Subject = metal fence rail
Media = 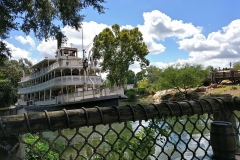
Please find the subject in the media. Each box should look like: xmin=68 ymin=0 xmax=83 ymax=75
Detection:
xmin=1 ymin=95 xmax=240 ymax=159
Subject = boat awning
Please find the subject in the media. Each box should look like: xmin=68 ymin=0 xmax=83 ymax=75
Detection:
xmin=30 ymin=58 xmax=56 ymax=69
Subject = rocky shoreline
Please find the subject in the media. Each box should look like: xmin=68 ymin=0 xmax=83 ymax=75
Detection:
xmin=138 ymin=84 xmax=240 ymax=103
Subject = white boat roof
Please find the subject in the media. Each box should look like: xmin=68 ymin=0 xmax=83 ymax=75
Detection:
xmin=31 ymin=47 xmax=79 ymax=69
xmin=56 ymin=47 xmax=78 ymax=54
xmin=30 ymin=58 xmax=56 ymax=69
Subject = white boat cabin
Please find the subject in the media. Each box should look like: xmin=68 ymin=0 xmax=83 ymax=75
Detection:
xmin=17 ymin=47 xmax=117 ymax=106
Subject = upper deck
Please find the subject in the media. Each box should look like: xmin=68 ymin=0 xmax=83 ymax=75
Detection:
xmin=20 ymin=47 xmax=99 ymax=83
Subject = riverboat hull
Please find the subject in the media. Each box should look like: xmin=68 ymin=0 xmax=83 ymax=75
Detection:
xmin=23 ymin=94 xmax=127 ymax=111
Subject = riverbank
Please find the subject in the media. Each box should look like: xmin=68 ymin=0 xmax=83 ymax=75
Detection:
xmin=133 ymin=84 xmax=240 ymax=103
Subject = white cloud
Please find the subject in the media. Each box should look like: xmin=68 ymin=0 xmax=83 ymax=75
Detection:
xmin=5 ymin=41 xmax=37 ymax=64
xmin=121 ymin=25 xmax=134 ymax=30
xmin=136 ymin=10 xmax=201 ymax=54
xmin=20 ymin=12 xmax=240 ymax=73
xmin=37 ymin=11 xmax=201 ymax=58
xmin=141 ymin=10 xmax=202 ymax=40
xmin=5 ymin=41 xmax=30 ymax=59
xmin=37 ymin=39 xmax=57 ymax=59
xmin=177 ymin=19 xmax=240 ymax=69
xmin=37 ymin=21 xmax=109 ymax=59
xmin=15 ymin=35 xmax=35 ymax=47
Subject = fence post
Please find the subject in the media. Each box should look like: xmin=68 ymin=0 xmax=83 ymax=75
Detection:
xmin=0 ymin=108 xmax=25 ymax=159
xmin=211 ymin=94 xmax=240 ymax=153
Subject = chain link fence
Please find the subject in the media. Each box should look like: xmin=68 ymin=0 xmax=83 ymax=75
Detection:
xmin=0 ymin=95 xmax=240 ymax=159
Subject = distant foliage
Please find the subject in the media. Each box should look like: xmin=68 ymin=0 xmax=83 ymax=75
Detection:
xmin=0 ymin=79 xmax=16 ymax=108
xmin=138 ymin=77 xmax=148 ymax=88
xmin=125 ymin=89 xmax=136 ymax=101
xmin=160 ymin=63 xmax=208 ymax=89
xmin=137 ymin=88 xmax=146 ymax=95
xmin=233 ymin=62 xmax=240 ymax=71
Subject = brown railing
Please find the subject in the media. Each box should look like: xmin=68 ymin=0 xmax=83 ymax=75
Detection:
xmin=0 ymin=95 xmax=240 ymax=159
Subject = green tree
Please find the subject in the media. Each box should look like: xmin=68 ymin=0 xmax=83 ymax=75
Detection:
xmin=205 ymin=65 xmax=214 ymax=73
xmin=0 ymin=59 xmax=27 ymax=88
xmin=0 ymin=0 xmax=106 ymax=59
xmin=93 ymin=24 xmax=149 ymax=87
xmin=0 ymin=58 xmax=33 ymax=107
xmin=233 ymin=62 xmax=240 ymax=71
xmin=159 ymin=63 xmax=208 ymax=100
xmin=138 ymin=77 xmax=148 ymax=88
xmin=0 ymin=79 xmax=16 ymax=108
xmin=126 ymin=70 xmax=136 ymax=85
xmin=135 ymin=70 xmax=146 ymax=86
xmin=145 ymin=65 xmax=162 ymax=84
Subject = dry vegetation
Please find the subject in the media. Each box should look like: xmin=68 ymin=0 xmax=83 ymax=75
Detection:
xmin=206 ymin=85 xmax=240 ymax=97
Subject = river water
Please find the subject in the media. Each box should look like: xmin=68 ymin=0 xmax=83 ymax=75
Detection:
xmin=36 ymin=101 xmax=214 ymax=160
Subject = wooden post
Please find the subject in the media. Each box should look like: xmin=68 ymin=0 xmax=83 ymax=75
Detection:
xmin=208 ymin=94 xmax=240 ymax=153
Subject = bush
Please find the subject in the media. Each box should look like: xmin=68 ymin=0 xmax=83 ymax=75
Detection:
xmin=125 ymin=89 xmax=136 ymax=101
xmin=231 ymin=86 xmax=237 ymax=90
xmin=25 ymin=133 xmax=63 ymax=160
xmin=137 ymin=88 xmax=145 ymax=95
xmin=145 ymin=88 xmax=156 ymax=95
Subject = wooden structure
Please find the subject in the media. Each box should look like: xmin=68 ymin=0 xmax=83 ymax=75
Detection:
xmin=211 ymin=70 xmax=240 ymax=84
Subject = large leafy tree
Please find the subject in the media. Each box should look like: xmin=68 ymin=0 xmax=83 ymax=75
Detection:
xmin=93 ymin=24 xmax=149 ymax=86
xmin=0 ymin=60 xmax=21 ymax=88
xmin=0 ymin=58 xmax=33 ymax=107
xmin=145 ymin=65 xmax=162 ymax=84
xmin=159 ymin=63 xmax=208 ymax=99
xmin=0 ymin=0 xmax=106 ymax=59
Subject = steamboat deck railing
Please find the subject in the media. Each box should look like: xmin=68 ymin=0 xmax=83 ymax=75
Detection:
xmin=21 ymin=58 xmax=101 ymax=82
xmin=1 ymin=95 xmax=240 ymax=159
xmin=18 ymin=87 xmax=124 ymax=107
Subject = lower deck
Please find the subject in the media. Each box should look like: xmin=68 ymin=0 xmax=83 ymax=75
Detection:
xmin=18 ymin=87 xmax=125 ymax=107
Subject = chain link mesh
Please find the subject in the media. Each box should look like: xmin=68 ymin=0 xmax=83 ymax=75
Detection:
xmin=1 ymin=98 xmax=240 ymax=160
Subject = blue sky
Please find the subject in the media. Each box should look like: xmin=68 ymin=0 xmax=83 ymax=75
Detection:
xmin=5 ymin=0 xmax=240 ymax=73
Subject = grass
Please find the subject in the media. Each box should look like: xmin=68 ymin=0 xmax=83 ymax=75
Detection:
xmin=208 ymin=85 xmax=240 ymax=96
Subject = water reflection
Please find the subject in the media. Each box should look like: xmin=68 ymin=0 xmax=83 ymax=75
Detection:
xmin=130 ymin=116 xmax=213 ymax=160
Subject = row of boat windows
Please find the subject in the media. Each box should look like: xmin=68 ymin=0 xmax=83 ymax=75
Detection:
xmin=19 ymin=86 xmax=82 ymax=101
xmin=28 ymin=59 xmax=99 ymax=79
xmin=20 ymin=68 xmax=100 ymax=88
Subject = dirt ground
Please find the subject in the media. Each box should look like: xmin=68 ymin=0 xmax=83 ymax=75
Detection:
xmin=205 ymin=85 xmax=240 ymax=97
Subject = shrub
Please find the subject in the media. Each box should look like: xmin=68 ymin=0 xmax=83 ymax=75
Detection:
xmin=25 ymin=133 xmax=63 ymax=160
xmin=125 ymin=89 xmax=136 ymax=101
xmin=145 ymin=88 xmax=156 ymax=95
xmin=137 ymin=88 xmax=145 ymax=95
xmin=231 ymin=86 xmax=237 ymax=90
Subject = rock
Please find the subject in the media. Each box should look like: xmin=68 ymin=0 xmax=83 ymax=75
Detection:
xmin=209 ymin=84 xmax=218 ymax=88
xmin=220 ymin=79 xmax=232 ymax=85
xmin=172 ymin=92 xmax=185 ymax=101
xmin=152 ymin=90 xmax=167 ymax=100
xmin=161 ymin=93 xmax=173 ymax=101
xmin=196 ymin=87 xmax=206 ymax=92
